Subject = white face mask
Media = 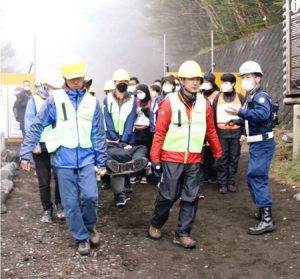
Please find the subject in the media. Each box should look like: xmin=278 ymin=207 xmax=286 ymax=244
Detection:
xmin=23 ymin=86 xmax=30 ymax=91
xmin=221 ymin=83 xmax=233 ymax=93
xmin=163 ymin=85 xmax=173 ymax=93
xmin=137 ymin=92 xmax=146 ymax=100
xmin=127 ymin=85 xmax=136 ymax=93
xmin=175 ymin=85 xmax=181 ymax=92
xmin=200 ymin=82 xmax=212 ymax=91
xmin=241 ymin=79 xmax=255 ymax=91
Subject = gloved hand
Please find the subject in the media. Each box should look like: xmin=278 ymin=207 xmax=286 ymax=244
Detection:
xmin=124 ymin=144 xmax=133 ymax=150
xmin=151 ymin=162 xmax=162 ymax=177
xmin=225 ymin=119 xmax=239 ymax=126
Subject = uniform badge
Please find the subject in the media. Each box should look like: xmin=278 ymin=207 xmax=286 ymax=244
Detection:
xmin=258 ymin=97 xmax=265 ymax=104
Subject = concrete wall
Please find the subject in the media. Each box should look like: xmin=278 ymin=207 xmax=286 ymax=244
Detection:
xmin=198 ymin=24 xmax=292 ymax=126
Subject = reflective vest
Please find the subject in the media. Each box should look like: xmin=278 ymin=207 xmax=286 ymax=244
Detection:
xmin=162 ymin=93 xmax=206 ymax=155
xmin=216 ymin=93 xmax=241 ymax=130
xmin=44 ymin=90 xmax=96 ymax=153
xmin=33 ymin=94 xmax=52 ymax=143
xmin=106 ymin=93 xmax=134 ymax=135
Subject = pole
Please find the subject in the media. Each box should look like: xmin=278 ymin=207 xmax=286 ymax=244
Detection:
xmin=163 ymin=34 xmax=166 ymax=76
xmin=211 ymin=30 xmax=214 ymax=72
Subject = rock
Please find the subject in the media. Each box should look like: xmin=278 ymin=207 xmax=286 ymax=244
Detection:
xmin=1 ymin=192 xmax=9 ymax=214
xmin=1 ymin=150 xmax=19 ymax=163
xmin=0 ymin=180 xmax=14 ymax=194
xmin=282 ymin=133 xmax=293 ymax=143
xmin=293 ymin=193 xmax=300 ymax=201
xmin=1 ymin=162 xmax=19 ymax=180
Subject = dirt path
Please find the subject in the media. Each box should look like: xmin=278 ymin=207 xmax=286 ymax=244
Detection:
xmin=1 ymin=145 xmax=300 ymax=279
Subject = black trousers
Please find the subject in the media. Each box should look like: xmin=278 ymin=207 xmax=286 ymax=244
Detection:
xmin=33 ymin=152 xmax=61 ymax=210
xmin=217 ymin=137 xmax=241 ymax=186
xmin=151 ymin=162 xmax=200 ymax=236
xmin=107 ymin=142 xmax=148 ymax=163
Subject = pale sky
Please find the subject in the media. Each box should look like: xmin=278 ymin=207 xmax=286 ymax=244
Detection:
xmin=0 ymin=0 xmax=164 ymax=93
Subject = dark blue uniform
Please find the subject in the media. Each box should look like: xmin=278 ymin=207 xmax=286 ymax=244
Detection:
xmin=237 ymin=86 xmax=275 ymax=209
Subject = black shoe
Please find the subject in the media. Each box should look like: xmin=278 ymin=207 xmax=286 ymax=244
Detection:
xmin=41 ymin=208 xmax=53 ymax=223
xmin=107 ymin=160 xmax=120 ymax=173
xmin=132 ymin=158 xmax=148 ymax=172
xmin=248 ymin=207 xmax=276 ymax=235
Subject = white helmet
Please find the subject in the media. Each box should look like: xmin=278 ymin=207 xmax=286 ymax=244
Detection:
xmin=45 ymin=70 xmax=64 ymax=89
xmin=239 ymin=61 xmax=263 ymax=76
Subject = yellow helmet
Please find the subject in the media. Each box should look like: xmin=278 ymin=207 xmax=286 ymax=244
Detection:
xmin=112 ymin=69 xmax=130 ymax=82
xmin=61 ymin=54 xmax=87 ymax=79
xmin=103 ymin=80 xmax=115 ymax=91
xmin=178 ymin=60 xmax=203 ymax=79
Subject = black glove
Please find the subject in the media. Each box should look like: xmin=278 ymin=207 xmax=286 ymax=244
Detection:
xmin=225 ymin=119 xmax=239 ymax=126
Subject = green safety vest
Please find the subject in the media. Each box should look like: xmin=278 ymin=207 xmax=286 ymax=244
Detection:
xmin=162 ymin=93 xmax=206 ymax=154
xmin=33 ymin=94 xmax=53 ymax=143
xmin=44 ymin=90 xmax=96 ymax=153
xmin=106 ymin=92 xmax=134 ymax=135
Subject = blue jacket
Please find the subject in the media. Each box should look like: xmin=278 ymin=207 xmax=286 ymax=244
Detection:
xmin=237 ymin=86 xmax=273 ymax=136
xmin=103 ymin=93 xmax=136 ymax=145
xmin=24 ymin=87 xmax=49 ymax=152
xmin=20 ymin=87 xmax=107 ymax=169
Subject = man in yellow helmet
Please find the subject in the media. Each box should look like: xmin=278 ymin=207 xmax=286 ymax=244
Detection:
xmin=149 ymin=60 xmax=222 ymax=248
xmin=20 ymin=54 xmax=107 ymax=256
xmin=102 ymin=69 xmax=148 ymax=207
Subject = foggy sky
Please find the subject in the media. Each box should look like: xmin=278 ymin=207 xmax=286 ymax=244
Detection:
xmin=1 ymin=0 xmax=167 ymax=97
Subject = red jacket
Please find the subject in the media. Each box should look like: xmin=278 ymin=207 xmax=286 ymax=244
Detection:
xmin=150 ymin=94 xmax=222 ymax=164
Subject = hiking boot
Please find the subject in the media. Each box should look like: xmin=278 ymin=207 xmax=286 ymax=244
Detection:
xmin=41 ymin=208 xmax=53 ymax=223
xmin=140 ymin=176 xmax=148 ymax=184
xmin=77 ymin=240 xmax=90 ymax=256
xmin=219 ymin=185 xmax=227 ymax=194
xmin=173 ymin=235 xmax=196 ymax=249
xmin=227 ymin=184 xmax=237 ymax=193
xmin=133 ymin=158 xmax=148 ymax=172
xmin=115 ymin=195 xmax=130 ymax=207
xmin=148 ymin=225 xmax=161 ymax=240
xmin=89 ymin=226 xmax=100 ymax=246
xmin=56 ymin=203 xmax=65 ymax=220
xmin=248 ymin=207 xmax=276 ymax=235
xmin=107 ymin=160 xmax=120 ymax=173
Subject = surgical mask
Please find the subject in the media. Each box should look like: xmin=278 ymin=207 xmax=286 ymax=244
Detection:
xmin=241 ymin=79 xmax=255 ymax=91
xmin=23 ymin=86 xmax=30 ymax=91
xmin=175 ymin=85 xmax=181 ymax=92
xmin=137 ymin=92 xmax=146 ymax=100
xmin=128 ymin=85 xmax=136 ymax=93
xmin=200 ymin=82 xmax=212 ymax=91
xmin=221 ymin=83 xmax=233 ymax=93
xmin=163 ymin=85 xmax=173 ymax=93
